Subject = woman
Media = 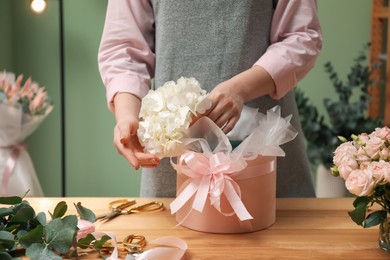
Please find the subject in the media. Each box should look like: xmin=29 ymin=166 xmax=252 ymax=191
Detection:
xmin=98 ymin=0 xmax=322 ymax=197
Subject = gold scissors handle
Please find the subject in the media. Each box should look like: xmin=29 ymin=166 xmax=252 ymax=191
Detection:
xmin=122 ymin=201 xmax=164 ymax=214
xmin=108 ymin=199 xmax=136 ymax=210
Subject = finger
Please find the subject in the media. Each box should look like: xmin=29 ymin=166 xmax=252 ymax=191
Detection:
xmin=135 ymin=152 xmax=160 ymax=164
xmin=115 ymin=123 xmax=131 ymax=144
xmin=113 ymin=131 xmax=141 ymax=170
xmin=221 ymin=116 xmax=239 ymax=134
xmin=116 ymin=146 xmax=141 ymax=170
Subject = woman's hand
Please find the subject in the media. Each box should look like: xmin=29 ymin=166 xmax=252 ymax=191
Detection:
xmin=113 ymin=93 xmax=160 ymax=170
xmin=205 ymin=80 xmax=244 ymax=134
xmin=204 ymin=66 xmax=277 ymax=134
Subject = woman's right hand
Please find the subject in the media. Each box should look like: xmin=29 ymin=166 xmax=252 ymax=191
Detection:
xmin=113 ymin=93 xmax=160 ymax=170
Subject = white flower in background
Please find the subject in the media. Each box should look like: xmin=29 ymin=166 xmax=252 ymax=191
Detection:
xmin=138 ymin=77 xmax=211 ymax=157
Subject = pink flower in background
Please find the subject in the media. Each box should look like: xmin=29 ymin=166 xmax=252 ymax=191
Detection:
xmin=331 ymin=126 xmax=390 ymax=229
xmin=363 ymin=136 xmax=385 ymax=159
xmin=366 ymin=160 xmax=390 ymax=183
xmin=0 ymin=70 xmax=51 ymax=115
xmin=337 ymin=157 xmax=358 ymax=180
xmin=333 ymin=141 xmax=357 ymax=166
xmin=370 ymin=126 xmax=390 ymax=142
xmin=345 ymin=169 xmax=375 ymax=197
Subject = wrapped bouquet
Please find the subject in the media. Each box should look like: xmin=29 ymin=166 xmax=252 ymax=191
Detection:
xmin=0 ymin=70 xmax=53 ymax=196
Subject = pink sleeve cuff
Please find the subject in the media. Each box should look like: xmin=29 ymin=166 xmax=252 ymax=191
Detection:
xmin=106 ymin=76 xmax=150 ymax=112
xmin=254 ymin=50 xmax=297 ymax=100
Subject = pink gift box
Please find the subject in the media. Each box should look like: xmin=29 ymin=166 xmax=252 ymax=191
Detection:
xmin=174 ymin=155 xmax=276 ymax=233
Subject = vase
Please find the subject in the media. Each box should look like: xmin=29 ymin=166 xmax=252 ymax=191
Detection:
xmin=379 ymin=214 xmax=390 ymax=251
xmin=315 ymin=164 xmax=348 ymax=198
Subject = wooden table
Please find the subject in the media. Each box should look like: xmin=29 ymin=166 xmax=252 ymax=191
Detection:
xmin=23 ymin=197 xmax=389 ymax=259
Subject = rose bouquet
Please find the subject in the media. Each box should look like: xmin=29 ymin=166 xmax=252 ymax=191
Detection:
xmin=331 ymin=126 xmax=390 ymax=251
xmin=0 ymin=70 xmax=53 ymax=196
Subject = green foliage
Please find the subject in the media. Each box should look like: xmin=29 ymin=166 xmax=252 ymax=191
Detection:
xmin=348 ymin=183 xmax=390 ymax=228
xmin=295 ymin=46 xmax=383 ymax=167
xmin=0 ymin=193 xmax=106 ymax=259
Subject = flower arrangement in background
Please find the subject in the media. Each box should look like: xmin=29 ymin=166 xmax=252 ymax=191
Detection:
xmin=137 ymin=77 xmax=211 ymax=157
xmin=331 ymin=127 xmax=390 ymax=251
xmin=0 ymin=70 xmax=53 ymax=197
xmin=0 ymin=70 xmax=52 ymax=116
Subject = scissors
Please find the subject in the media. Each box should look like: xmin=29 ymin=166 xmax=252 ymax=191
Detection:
xmin=97 ymin=199 xmax=164 ymax=222
xmin=98 ymin=234 xmax=146 ymax=256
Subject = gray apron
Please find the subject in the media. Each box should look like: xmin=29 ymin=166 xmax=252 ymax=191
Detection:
xmin=141 ymin=0 xmax=315 ymax=198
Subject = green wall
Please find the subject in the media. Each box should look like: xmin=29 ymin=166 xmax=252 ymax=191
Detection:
xmin=0 ymin=0 xmax=14 ymax=71
xmin=299 ymin=0 xmax=372 ymax=116
xmin=0 ymin=0 xmax=372 ymax=197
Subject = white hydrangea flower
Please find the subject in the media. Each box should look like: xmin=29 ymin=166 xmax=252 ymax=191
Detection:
xmin=138 ymin=77 xmax=211 ymax=157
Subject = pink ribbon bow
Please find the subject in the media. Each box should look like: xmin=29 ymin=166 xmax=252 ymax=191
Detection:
xmin=170 ymin=151 xmax=253 ymax=222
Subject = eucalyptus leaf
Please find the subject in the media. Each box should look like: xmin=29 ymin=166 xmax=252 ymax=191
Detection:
xmin=0 ymin=197 xmax=22 ymax=205
xmin=363 ymin=210 xmax=388 ymax=228
xmin=50 ymin=201 xmax=67 ymax=219
xmin=74 ymin=202 xmax=96 ymax=222
xmin=0 ymin=231 xmax=15 ymax=250
xmin=19 ymin=225 xmax=44 ymax=248
xmin=35 ymin=212 xmax=47 ymax=226
xmin=9 ymin=205 xmax=36 ymax=225
xmin=0 ymin=252 xmax=12 ymax=260
xmin=348 ymin=204 xmax=367 ymax=226
xmin=0 ymin=208 xmax=13 ymax=218
xmin=77 ymin=233 xmax=96 ymax=249
xmin=25 ymin=243 xmax=62 ymax=260
xmin=91 ymin=235 xmax=111 ymax=251
xmin=44 ymin=215 xmax=77 ymax=254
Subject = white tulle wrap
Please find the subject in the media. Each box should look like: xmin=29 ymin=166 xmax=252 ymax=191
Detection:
xmin=0 ymin=102 xmax=52 ymax=197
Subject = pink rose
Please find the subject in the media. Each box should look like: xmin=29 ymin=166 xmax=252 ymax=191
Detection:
xmin=355 ymin=133 xmax=369 ymax=149
xmin=345 ymin=169 xmax=375 ymax=197
xmin=366 ymin=161 xmax=390 ymax=183
xmin=337 ymin=157 xmax=358 ymax=180
xmin=77 ymin=219 xmax=95 ymax=240
xmin=355 ymin=147 xmax=370 ymax=163
xmin=379 ymin=147 xmax=390 ymax=161
xmin=333 ymin=142 xmax=357 ymax=166
xmin=363 ymin=136 xmax=385 ymax=159
xmin=370 ymin=126 xmax=390 ymax=142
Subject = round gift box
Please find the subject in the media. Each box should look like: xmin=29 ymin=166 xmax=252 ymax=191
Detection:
xmin=175 ymin=155 xmax=276 ymax=233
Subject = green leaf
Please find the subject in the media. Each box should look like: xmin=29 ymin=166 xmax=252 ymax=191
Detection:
xmin=19 ymin=225 xmax=44 ymax=248
xmin=74 ymin=202 xmax=96 ymax=223
xmin=0 ymin=252 xmax=12 ymax=260
xmin=348 ymin=204 xmax=367 ymax=226
xmin=25 ymin=243 xmax=61 ymax=260
xmin=50 ymin=201 xmax=67 ymax=219
xmin=0 ymin=208 xmax=13 ymax=219
xmin=363 ymin=210 xmax=388 ymax=228
xmin=44 ymin=215 xmax=77 ymax=254
xmin=0 ymin=197 xmax=22 ymax=205
xmin=0 ymin=231 xmax=15 ymax=251
xmin=9 ymin=205 xmax=36 ymax=225
xmin=35 ymin=212 xmax=47 ymax=226
xmin=352 ymin=196 xmax=370 ymax=208
xmin=77 ymin=233 xmax=96 ymax=249
xmin=91 ymin=235 xmax=111 ymax=251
